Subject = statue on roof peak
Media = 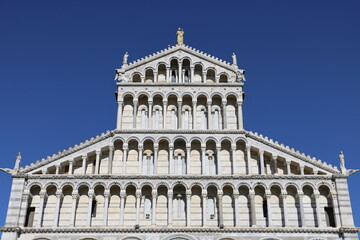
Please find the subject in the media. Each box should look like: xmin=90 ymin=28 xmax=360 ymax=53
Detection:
xmin=339 ymin=151 xmax=359 ymax=176
xmin=232 ymin=53 xmax=237 ymax=66
xmin=14 ymin=152 xmax=21 ymax=170
xmin=0 ymin=152 xmax=22 ymax=175
xmin=177 ymin=28 xmax=184 ymax=45
xmin=122 ymin=52 xmax=129 ymax=66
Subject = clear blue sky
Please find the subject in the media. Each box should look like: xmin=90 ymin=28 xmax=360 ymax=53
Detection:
xmin=0 ymin=0 xmax=359 ymax=234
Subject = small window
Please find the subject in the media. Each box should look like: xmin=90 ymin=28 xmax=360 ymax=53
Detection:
xmin=210 ymin=214 xmax=215 ymax=219
xmin=263 ymin=200 xmax=268 ymax=218
xmin=325 ymin=207 xmax=335 ymax=227
xmin=146 ymin=214 xmax=150 ymax=219
xmin=91 ymin=200 xmax=97 ymax=217
xmin=25 ymin=207 xmax=35 ymax=227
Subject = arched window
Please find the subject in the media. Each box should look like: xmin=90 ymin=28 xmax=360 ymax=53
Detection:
xmin=173 ymin=194 xmax=186 ymax=218
xmin=171 ymin=70 xmax=177 ymax=82
xmin=184 ymin=70 xmax=189 ymax=83
xmin=207 ymin=197 xmax=216 ymax=219
xmin=144 ymin=197 xmax=152 ymax=219
xmin=142 ymin=155 xmax=153 ymax=175
xmin=213 ymin=109 xmax=219 ymax=130
xmin=175 ymin=155 xmax=185 ymax=175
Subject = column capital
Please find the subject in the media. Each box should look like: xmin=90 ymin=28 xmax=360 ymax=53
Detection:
xmin=222 ymin=100 xmax=227 ymax=106
xmin=133 ymin=98 xmax=138 ymax=103
xmin=108 ymin=145 xmax=114 ymax=151
xmin=68 ymin=159 xmax=74 ymax=164
xmin=163 ymin=100 xmax=168 ymax=105
xmin=154 ymin=144 xmax=159 ymax=150
xmin=138 ymin=144 xmax=144 ymax=150
xmin=237 ymin=101 xmax=243 ymax=106
xmin=312 ymin=192 xmax=320 ymax=199
xmin=169 ymin=143 xmax=174 ymax=149
xmin=120 ymin=191 xmax=126 ymax=198
xmin=117 ymin=100 xmax=123 ymax=105
xmin=280 ymin=191 xmax=288 ymax=199
xmin=186 ymin=143 xmax=191 ymax=149
xmin=95 ymin=149 xmax=101 ymax=155
xmin=55 ymin=163 xmax=61 ymax=168
xmin=152 ymin=190 xmax=157 ymax=197
xmin=56 ymin=191 xmax=63 ymax=198
xmin=202 ymin=190 xmax=207 ymax=198
xmin=39 ymin=191 xmax=47 ymax=198
xmin=216 ymin=144 xmax=221 ymax=150
xmin=104 ymin=190 xmax=110 ymax=198
xmin=246 ymin=144 xmax=251 ymax=151
xmin=72 ymin=192 xmax=79 ymax=199
xmin=286 ymin=159 xmax=291 ymax=165
xmin=148 ymin=99 xmax=153 ymax=104
xmin=192 ymin=100 xmax=197 ymax=105
xmin=22 ymin=193 xmax=29 ymax=201
xmin=231 ymin=144 xmax=237 ymax=151
xmin=136 ymin=190 xmax=141 ymax=198
xmin=258 ymin=149 xmax=264 ymax=155
xmin=272 ymin=155 xmax=278 ymax=161
xmin=88 ymin=190 xmax=95 ymax=198
xmin=41 ymin=168 xmax=47 ymax=174
xmin=233 ymin=193 xmax=240 ymax=199
xmin=123 ymin=143 xmax=129 ymax=150
xmin=82 ymin=155 xmax=87 ymax=160
xmin=207 ymin=100 xmax=212 ymax=105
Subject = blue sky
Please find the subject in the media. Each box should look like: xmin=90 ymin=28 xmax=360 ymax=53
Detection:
xmin=0 ymin=0 xmax=359 ymax=234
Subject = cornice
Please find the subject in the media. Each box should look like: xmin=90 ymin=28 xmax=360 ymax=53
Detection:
xmin=116 ymin=82 xmax=244 ymax=87
xmin=1 ymin=226 xmax=358 ymax=234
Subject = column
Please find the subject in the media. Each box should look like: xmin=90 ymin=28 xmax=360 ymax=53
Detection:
xmin=178 ymin=62 xmax=182 ymax=83
xmin=233 ymin=192 xmax=240 ymax=227
xmin=249 ymin=191 xmax=256 ymax=227
xmin=68 ymin=160 xmax=74 ymax=175
xmin=37 ymin=191 xmax=46 ymax=227
xmin=108 ymin=145 xmax=114 ymax=175
xmin=116 ymin=101 xmax=123 ymax=129
xmin=169 ymin=144 xmax=174 ymax=174
xmin=71 ymin=192 xmax=78 ymax=227
xmin=281 ymin=191 xmax=288 ymax=227
xmin=216 ymin=145 xmax=221 ymax=175
xmin=218 ymin=192 xmax=224 ymax=228
xmin=237 ymin=101 xmax=243 ymax=130
xmin=55 ymin=164 xmax=60 ymax=175
xmin=259 ymin=150 xmax=265 ymax=175
xmin=168 ymin=191 xmax=173 ymax=226
xmin=207 ymin=101 xmax=212 ymax=130
xmin=154 ymin=144 xmax=159 ymax=175
xmin=272 ymin=155 xmax=278 ymax=174
xmin=141 ymin=76 xmax=145 ymax=83
xmin=148 ymin=100 xmax=153 ymax=129
xmin=202 ymin=191 xmax=207 ymax=227
xmin=135 ymin=190 xmax=141 ymax=225
xmin=246 ymin=145 xmax=252 ymax=175
xmin=122 ymin=144 xmax=128 ymax=174
xmin=82 ymin=155 xmax=87 ymax=175
xmin=103 ymin=191 xmax=110 ymax=226
xmin=300 ymin=164 xmax=305 ymax=175
xmin=192 ymin=101 xmax=196 ymax=129
xmin=331 ymin=193 xmax=341 ymax=227
xmin=297 ymin=191 xmax=305 ymax=227
xmin=222 ymin=100 xmax=227 ymax=129
xmin=190 ymin=66 xmax=194 ymax=83
xmin=152 ymin=190 xmax=157 ymax=226
xmin=203 ymin=71 xmax=207 ymax=83
xmin=313 ymin=192 xmax=322 ymax=227
xmin=286 ymin=160 xmax=291 ymax=175
xmin=231 ymin=144 xmax=237 ymax=175
xmin=186 ymin=144 xmax=191 ymax=175
xmin=177 ymin=101 xmax=182 ymax=129
xmin=133 ymin=99 xmax=138 ymax=128
xmin=154 ymin=71 xmax=158 ymax=83
xmin=138 ymin=144 xmax=143 ymax=174
xmin=163 ymin=101 xmax=168 ymax=129
xmin=201 ymin=145 xmax=206 ymax=175
xmin=186 ymin=190 xmax=191 ymax=226
xmin=265 ymin=191 xmax=272 ymax=227
xmin=120 ymin=191 xmax=126 ymax=226
xmin=54 ymin=191 xmax=62 ymax=227
xmin=95 ymin=150 xmax=101 ymax=175
xmin=166 ymin=66 xmax=170 ymax=82
xmin=18 ymin=193 xmax=30 ymax=227
xmin=86 ymin=191 xmax=94 ymax=227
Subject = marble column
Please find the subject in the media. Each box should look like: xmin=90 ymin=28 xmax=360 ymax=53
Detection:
xmin=300 ymin=164 xmax=305 ymax=175
xmin=120 ymin=191 xmax=126 ymax=226
xmin=272 ymin=154 xmax=278 ymax=174
xmin=313 ymin=192 xmax=322 ymax=227
xmin=286 ymin=160 xmax=291 ymax=175
xmin=166 ymin=67 xmax=170 ymax=82
xmin=177 ymin=101 xmax=182 ymax=129
xmin=222 ymin=100 xmax=227 ymax=129
xmin=192 ymin=101 xmax=197 ymax=129
xmin=203 ymin=71 xmax=207 ymax=83
xmin=233 ymin=192 xmax=240 ymax=227
xmin=331 ymin=193 xmax=341 ymax=227
xmin=297 ymin=191 xmax=305 ymax=227
xmin=37 ymin=191 xmax=46 ymax=227
xmin=190 ymin=66 xmax=194 ymax=83
xmin=199 ymin=146 xmax=206 ymax=176
xmin=186 ymin=144 xmax=191 ymax=175
xmin=249 ymin=191 xmax=256 ymax=227
xmin=55 ymin=164 xmax=60 ymax=175
xmin=237 ymin=101 xmax=243 ymax=130
xmin=70 ymin=192 xmax=78 ymax=227
xmin=108 ymin=145 xmax=114 ymax=175
xmin=82 ymin=155 xmax=87 ymax=175
xmin=202 ymin=191 xmax=207 ymax=227
xmin=103 ymin=191 xmax=110 ymax=226
xmin=259 ymin=150 xmax=265 ymax=175
xmin=148 ymin=101 xmax=153 ymax=129
xmin=116 ymin=101 xmax=123 ymax=129
xmin=154 ymin=144 xmax=159 ymax=175
xmin=281 ymin=191 xmax=288 ymax=227
xmin=154 ymin=71 xmax=158 ymax=83
xmin=122 ymin=145 xmax=128 ymax=174
xmin=135 ymin=191 xmax=141 ymax=225
xmin=218 ymin=192 xmax=224 ymax=228
xmin=54 ymin=191 xmax=62 ymax=227
xmin=186 ymin=190 xmax=191 ymax=226
xmin=133 ymin=99 xmax=138 ymax=128
xmin=86 ymin=191 xmax=94 ymax=227
xmin=163 ymin=101 xmax=167 ymax=129
xmin=246 ymin=145 xmax=252 ymax=175
xmin=207 ymin=101 xmax=212 ymax=130
xmin=168 ymin=191 xmax=173 ymax=226
xmin=169 ymin=144 xmax=174 ymax=174
xmin=231 ymin=144 xmax=237 ymax=175
xmin=216 ymin=145 xmax=221 ymax=175
xmin=138 ymin=144 xmax=143 ymax=174
xmin=95 ymin=150 xmax=101 ymax=175
xmin=68 ymin=160 xmax=74 ymax=175
xmin=152 ymin=191 xmax=157 ymax=226
xmin=265 ymin=191 xmax=272 ymax=227
xmin=178 ymin=62 xmax=182 ymax=83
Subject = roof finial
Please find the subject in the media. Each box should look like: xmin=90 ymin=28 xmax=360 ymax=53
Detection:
xmin=176 ymin=28 xmax=184 ymax=45
xmin=14 ymin=152 xmax=21 ymax=170
xmin=232 ymin=53 xmax=238 ymax=66
xmin=122 ymin=52 xmax=129 ymax=66
xmin=338 ymin=151 xmax=359 ymax=176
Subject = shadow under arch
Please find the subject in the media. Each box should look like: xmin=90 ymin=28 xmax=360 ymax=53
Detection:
xmin=161 ymin=233 xmax=197 ymax=240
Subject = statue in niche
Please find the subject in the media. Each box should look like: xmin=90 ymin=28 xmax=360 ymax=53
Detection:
xmin=176 ymin=28 xmax=184 ymax=45
xmin=232 ymin=53 xmax=237 ymax=66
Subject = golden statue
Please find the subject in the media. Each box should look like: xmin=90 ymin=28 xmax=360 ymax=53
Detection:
xmin=176 ymin=28 xmax=184 ymax=45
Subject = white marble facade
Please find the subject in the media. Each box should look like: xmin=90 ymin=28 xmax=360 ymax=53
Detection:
xmin=0 ymin=33 xmax=358 ymax=240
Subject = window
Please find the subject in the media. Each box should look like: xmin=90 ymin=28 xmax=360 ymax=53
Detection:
xmin=184 ymin=70 xmax=189 ymax=83
xmin=171 ymin=70 xmax=176 ymax=82
xmin=173 ymin=195 xmax=185 ymax=218
xmin=91 ymin=199 xmax=97 ymax=217
xmin=325 ymin=207 xmax=335 ymax=227
xmin=262 ymin=200 xmax=268 ymax=218
xmin=25 ymin=207 xmax=35 ymax=227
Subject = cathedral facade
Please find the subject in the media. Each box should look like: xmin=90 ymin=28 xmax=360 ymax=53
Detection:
xmin=1 ymin=30 xmax=358 ymax=240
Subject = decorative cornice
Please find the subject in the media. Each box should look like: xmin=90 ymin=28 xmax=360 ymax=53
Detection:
xmin=117 ymin=82 xmax=244 ymax=87
xmin=1 ymin=226 xmax=358 ymax=234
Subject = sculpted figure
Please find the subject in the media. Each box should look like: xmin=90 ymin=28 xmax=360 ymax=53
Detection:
xmin=123 ymin=52 xmax=129 ymax=65
xmin=339 ymin=151 xmax=346 ymax=173
xmin=177 ymin=28 xmax=184 ymax=45
xmin=232 ymin=53 xmax=237 ymax=66
xmin=14 ymin=152 xmax=21 ymax=170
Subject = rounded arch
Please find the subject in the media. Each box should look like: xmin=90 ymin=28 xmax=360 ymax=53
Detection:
xmin=160 ymin=233 xmax=197 ymax=240
xmin=234 ymin=136 xmax=248 ymax=145
xmin=260 ymin=238 xmax=283 ymax=240
xmin=122 ymin=92 xmax=136 ymax=100
xmin=60 ymin=182 xmax=75 ymax=191
xmin=144 ymin=66 xmax=156 ymax=72
xmin=221 ymin=182 xmax=235 ymax=191
xmin=219 ymin=136 xmax=234 ymax=145
xmin=195 ymin=92 xmax=209 ymax=100
xmin=189 ymin=136 xmax=203 ymax=145
xmin=139 ymin=182 xmax=154 ymax=190
xmin=181 ymin=92 xmax=195 ymax=99
xmin=166 ymin=92 xmax=181 ymax=99
xmin=180 ymin=56 xmax=192 ymax=65
xmin=130 ymin=72 xmax=144 ymax=78
xmin=108 ymin=182 xmax=122 ymax=190
xmin=204 ymin=67 xmax=217 ymax=75
xmin=78 ymin=238 xmax=99 ymax=240
xmin=137 ymin=91 xmax=151 ymax=99
xmin=316 ymin=181 xmax=333 ymax=191
xmin=126 ymin=136 xmax=141 ymax=144
xmin=169 ymin=56 xmax=180 ymax=62
xmin=225 ymin=92 xmax=239 ymax=99
xmin=77 ymin=182 xmax=91 ymax=190
xmin=252 ymin=181 xmax=268 ymax=190
xmin=92 ymin=182 xmax=106 ymax=190
xmin=205 ymin=182 xmax=220 ymax=190
xmin=124 ymin=181 xmax=138 ymax=189
xmin=158 ymin=136 xmax=171 ymax=144
xmin=151 ymin=92 xmax=166 ymax=100
xmin=120 ymin=237 xmax=143 ymax=240
xmin=189 ymin=182 xmax=204 ymax=190
xmin=170 ymin=180 xmax=188 ymax=190
xmin=155 ymin=181 xmax=171 ymax=190
xmin=301 ymin=182 xmax=316 ymax=191
xmin=27 ymin=182 xmax=43 ymax=191
xmin=173 ymin=135 xmax=189 ymax=144
xmin=284 ymin=182 xmax=300 ymax=191
xmin=269 ymin=182 xmax=284 ymax=190
xmin=193 ymin=62 xmax=204 ymax=68
xmin=44 ymin=182 xmax=59 ymax=191
xmin=204 ymin=136 xmax=219 ymax=145
xmin=111 ymin=136 xmax=126 ymax=145
xmin=141 ymin=136 xmax=157 ymax=145
xmin=157 ymin=61 xmax=169 ymax=68
xmin=210 ymin=92 xmax=224 ymax=99
xmin=237 ymin=182 xmax=252 ymax=190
